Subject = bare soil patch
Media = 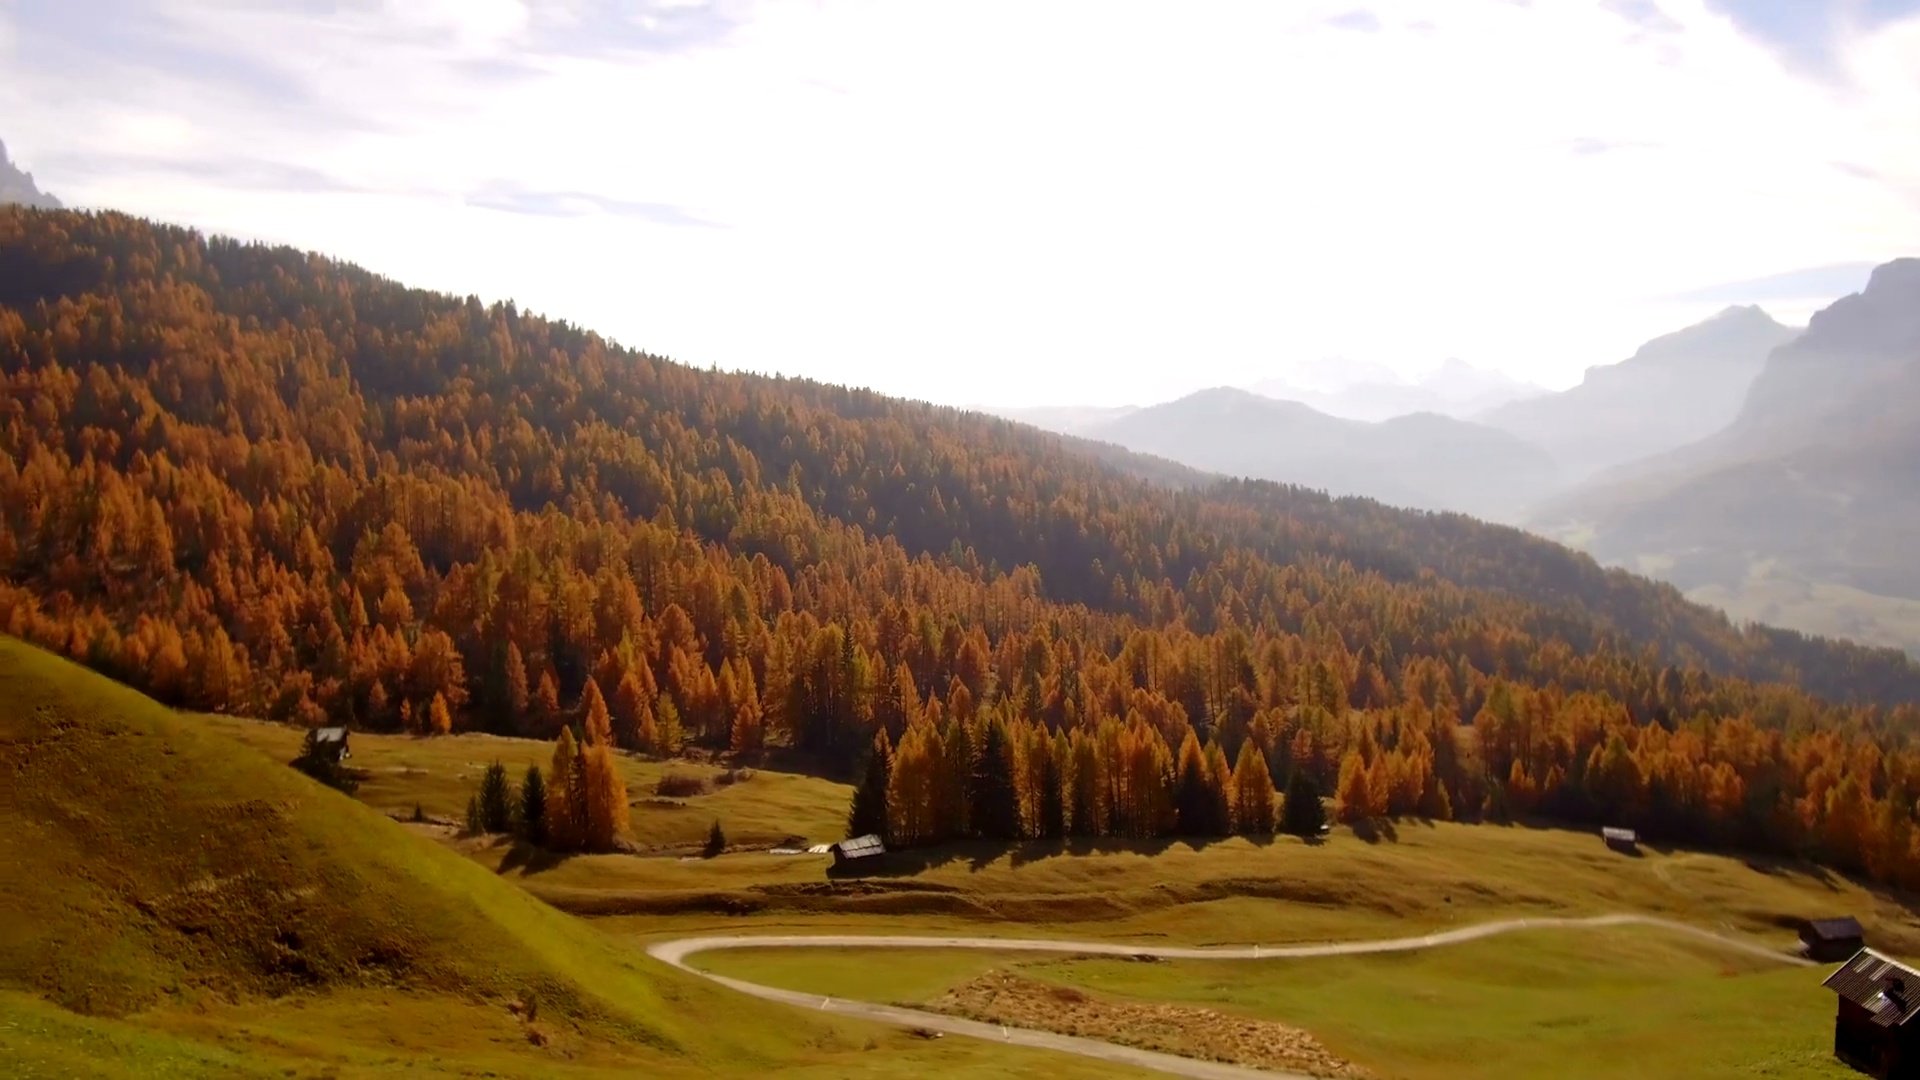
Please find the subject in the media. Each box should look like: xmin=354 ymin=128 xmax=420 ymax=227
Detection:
xmin=926 ymin=969 xmax=1367 ymax=1078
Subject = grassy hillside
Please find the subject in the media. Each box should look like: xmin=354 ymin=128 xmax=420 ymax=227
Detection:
xmin=0 ymin=636 xmax=1148 ymax=1077
xmin=557 ymin=823 xmax=1920 ymax=956
xmin=1682 ymin=561 xmax=1920 ymax=658
xmin=0 ymin=633 xmax=673 ymax=1021
xmin=198 ymin=714 xmax=852 ymax=851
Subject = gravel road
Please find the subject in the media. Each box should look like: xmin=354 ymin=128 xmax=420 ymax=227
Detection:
xmin=647 ymin=913 xmax=1810 ymax=1078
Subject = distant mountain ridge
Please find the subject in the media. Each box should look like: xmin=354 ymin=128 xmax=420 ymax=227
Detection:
xmin=1076 ymin=386 xmax=1558 ymax=523
xmin=1248 ymin=357 xmax=1545 ymax=422
xmin=978 ymin=308 xmax=1819 ymax=538
xmin=0 ymin=140 xmax=60 ymax=210
xmin=1482 ymin=305 xmax=1797 ymax=482
xmin=978 ymin=282 xmax=1916 ymax=652
xmin=1714 ymin=259 xmax=1920 ymax=458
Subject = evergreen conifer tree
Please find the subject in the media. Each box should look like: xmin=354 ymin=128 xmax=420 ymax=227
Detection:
xmin=847 ymin=727 xmax=894 ymax=841
xmin=519 ymin=763 xmax=547 ymax=845
xmin=478 ymin=759 xmax=513 ymax=833
xmin=969 ymin=719 xmax=1021 ymax=840
xmin=1281 ymin=769 xmax=1327 ymax=836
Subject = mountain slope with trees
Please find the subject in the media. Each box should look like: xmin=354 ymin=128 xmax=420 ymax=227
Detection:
xmin=4 ymin=208 xmax=1920 ymax=886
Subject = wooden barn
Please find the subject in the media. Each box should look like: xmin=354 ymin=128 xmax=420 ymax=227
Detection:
xmin=1601 ymin=826 xmax=1637 ymax=854
xmin=1805 ymin=918 xmax=1869 ymax=963
xmin=1824 ymin=948 xmax=1920 ymax=1078
xmin=829 ymin=834 xmax=885 ymax=869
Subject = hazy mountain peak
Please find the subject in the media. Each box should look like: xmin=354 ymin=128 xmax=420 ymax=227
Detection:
xmin=1247 ymin=357 xmax=1544 ymax=423
xmin=1745 ymin=254 xmax=1920 ymax=371
xmin=1431 ymin=355 xmax=1505 ymax=378
xmin=1864 ymin=256 xmax=1920 ymax=293
xmin=1724 ymin=254 xmax=1920 ymax=441
xmin=1481 ymin=307 xmax=1796 ymax=482
xmin=1189 ymin=384 xmax=1284 ymax=405
xmin=0 ymin=138 xmax=61 ymax=210
xmin=1600 ymin=305 xmax=1791 ymax=375
xmin=1186 ymin=385 xmax=1257 ymax=402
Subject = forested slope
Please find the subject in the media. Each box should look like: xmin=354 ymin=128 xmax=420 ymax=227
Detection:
xmin=3 ymin=208 xmax=1920 ymax=882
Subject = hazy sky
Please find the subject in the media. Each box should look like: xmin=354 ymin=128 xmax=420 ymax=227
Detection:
xmin=4 ymin=0 xmax=1918 ymax=407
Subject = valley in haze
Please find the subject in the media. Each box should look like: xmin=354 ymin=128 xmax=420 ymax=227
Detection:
xmin=1051 ymin=386 xmax=1559 ymax=522
xmin=1536 ymin=259 xmax=1920 ymax=656
xmin=989 ymin=280 xmax=1920 ymax=656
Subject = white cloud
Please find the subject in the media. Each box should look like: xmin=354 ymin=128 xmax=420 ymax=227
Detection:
xmin=4 ymin=0 xmax=1919 ymax=405
xmin=384 ymin=0 xmax=531 ymax=50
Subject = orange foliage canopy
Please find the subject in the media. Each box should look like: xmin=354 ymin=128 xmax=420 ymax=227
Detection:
xmin=4 ymin=209 xmax=1920 ymax=882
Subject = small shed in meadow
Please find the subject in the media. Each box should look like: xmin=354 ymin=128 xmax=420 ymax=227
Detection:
xmin=310 ymin=727 xmax=351 ymax=763
xmin=1805 ymin=917 xmax=1869 ymax=963
xmin=1824 ymin=948 xmax=1920 ymax=1077
xmin=829 ymin=834 xmax=885 ymax=868
xmin=1601 ymin=826 xmax=1637 ymax=854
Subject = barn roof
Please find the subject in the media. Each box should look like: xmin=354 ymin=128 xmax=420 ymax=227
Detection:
xmin=1806 ymin=917 xmax=1865 ymax=942
xmin=1825 ymin=949 xmax=1920 ymax=1028
xmin=1601 ymin=826 xmax=1636 ymax=841
xmin=312 ymin=727 xmax=349 ymax=744
xmin=832 ymin=834 xmax=885 ymax=859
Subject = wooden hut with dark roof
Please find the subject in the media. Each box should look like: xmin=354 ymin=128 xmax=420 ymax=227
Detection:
xmin=1805 ymin=917 xmax=1868 ymax=963
xmin=829 ymin=834 xmax=885 ymax=868
xmin=1824 ymin=948 xmax=1920 ymax=1077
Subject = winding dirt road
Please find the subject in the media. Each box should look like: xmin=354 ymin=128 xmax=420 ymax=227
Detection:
xmin=648 ymin=914 xmax=1812 ymax=1078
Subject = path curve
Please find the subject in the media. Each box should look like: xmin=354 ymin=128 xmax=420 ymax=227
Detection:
xmin=648 ymin=914 xmax=1811 ymax=1079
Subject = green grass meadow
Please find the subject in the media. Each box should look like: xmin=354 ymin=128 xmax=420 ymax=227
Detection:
xmin=7 ymin=634 xmax=1916 ymax=1078
xmin=699 ymin=926 xmax=1851 ymax=1079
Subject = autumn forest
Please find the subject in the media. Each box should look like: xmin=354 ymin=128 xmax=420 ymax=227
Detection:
xmin=5 ymin=209 xmax=1920 ymax=883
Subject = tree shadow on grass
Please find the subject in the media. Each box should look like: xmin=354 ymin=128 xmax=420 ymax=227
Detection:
xmin=1013 ymin=835 xmax=1230 ymax=868
xmin=1740 ymin=852 xmax=1840 ymax=889
xmin=496 ymin=840 xmax=572 ymax=876
xmin=828 ymin=834 xmax=1250 ymax=876
xmin=1351 ymin=818 xmax=1399 ymax=844
xmin=826 ymin=844 xmax=966 ymax=879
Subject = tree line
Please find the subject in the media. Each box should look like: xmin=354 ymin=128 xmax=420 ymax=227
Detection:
xmin=847 ymin=714 xmax=1328 ymax=846
xmin=461 ymin=675 xmax=630 ymax=853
